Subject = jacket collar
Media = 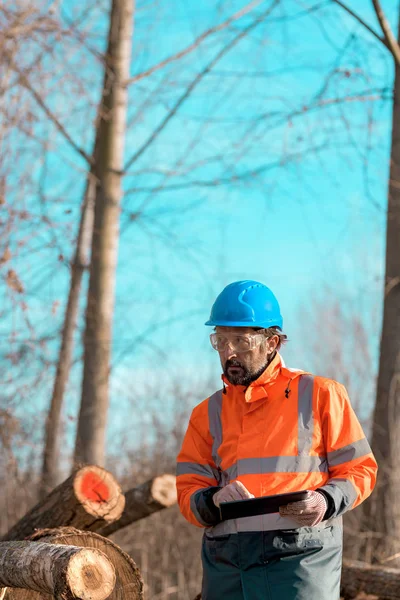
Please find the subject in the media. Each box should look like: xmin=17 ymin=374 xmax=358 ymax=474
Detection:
xmin=221 ymin=353 xmax=305 ymax=403
xmin=221 ymin=352 xmax=283 ymax=402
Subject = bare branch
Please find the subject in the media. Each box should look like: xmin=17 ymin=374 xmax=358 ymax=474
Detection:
xmin=5 ymin=58 xmax=92 ymax=165
xmin=126 ymin=0 xmax=264 ymax=86
xmin=124 ymin=0 xmax=280 ymax=171
xmin=332 ymin=0 xmax=387 ymax=49
xmin=125 ymin=142 xmax=332 ymax=194
xmin=371 ymin=0 xmax=400 ymax=66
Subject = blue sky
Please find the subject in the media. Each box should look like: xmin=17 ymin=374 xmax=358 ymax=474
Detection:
xmin=1 ymin=0 xmax=397 ymax=458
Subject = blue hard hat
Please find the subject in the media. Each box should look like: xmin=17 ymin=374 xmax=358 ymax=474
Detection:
xmin=205 ymin=280 xmax=283 ymax=329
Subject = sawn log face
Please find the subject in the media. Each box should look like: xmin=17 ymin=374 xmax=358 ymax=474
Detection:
xmin=31 ymin=528 xmax=142 ymax=600
xmin=0 ymin=541 xmax=115 ymax=600
xmin=3 ymin=466 xmax=125 ymax=541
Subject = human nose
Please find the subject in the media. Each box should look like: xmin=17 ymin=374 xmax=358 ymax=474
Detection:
xmin=223 ymin=341 xmax=237 ymax=360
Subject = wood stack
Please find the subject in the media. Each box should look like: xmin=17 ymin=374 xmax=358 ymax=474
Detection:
xmin=341 ymin=559 xmax=400 ymax=599
xmin=0 ymin=466 xmax=177 ymax=600
xmin=0 ymin=540 xmax=115 ymax=600
xmin=3 ymin=465 xmax=398 ymax=600
xmin=3 ymin=466 xmax=126 ymax=541
xmin=98 ymin=474 xmax=177 ymax=537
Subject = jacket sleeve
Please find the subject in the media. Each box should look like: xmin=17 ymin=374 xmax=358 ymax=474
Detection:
xmin=176 ymin=400 xmax=222 ymax=528
xmin=317 ymin=380 xmax=378 ymax=519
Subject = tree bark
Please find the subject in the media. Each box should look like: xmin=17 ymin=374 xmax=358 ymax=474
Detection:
xmin=4 ymin=466 xmax=125 ymax=541
xmin=0 ymin=541 xmax=115 ymax=600
xmin=341 ymin=559 xmax=400 ymax=599
xmin=9 ymin=527 xmax=143 ymax=600
xmin=73 ymin=0 xmax=135 ymax=466
xmin=98 ymin=474 xmax=177 ymax=537
xmin=40 ymin=177 xmax=95 ymax=499
xmin=362 ymin=12 xmax=400 ymax=566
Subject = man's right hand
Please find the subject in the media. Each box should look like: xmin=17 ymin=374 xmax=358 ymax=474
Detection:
xmin=213 ymin=481 xmax=254 ymax=507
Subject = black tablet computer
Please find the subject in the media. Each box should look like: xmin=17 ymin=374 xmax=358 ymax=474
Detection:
xmin=219 ymin=490 xmax=309 ymax=520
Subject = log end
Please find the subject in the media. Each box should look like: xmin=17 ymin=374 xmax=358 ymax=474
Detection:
xmin=66 ymin=548 xmax=116 ymax=600
xmin=74 ymin=466 xmax=125 ymax=523
xmin=150 ymin=474 xmax=177 ymax=508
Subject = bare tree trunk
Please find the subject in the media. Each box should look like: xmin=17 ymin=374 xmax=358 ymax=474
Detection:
xmin=40 ymin=178 xmax=95 ymax=498
xmin=362 ymin=13 xmax=400 ymax=566
xmin=0 ymin=541 xmax=115 ymax=600
xmin=73 ymin=0 xmax=134 ymax=466
xmin=40 ymin=0 xmax=132 ymax=492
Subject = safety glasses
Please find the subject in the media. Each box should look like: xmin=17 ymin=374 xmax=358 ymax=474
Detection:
xmin=210 ymin=332 xmax=267 ymax=353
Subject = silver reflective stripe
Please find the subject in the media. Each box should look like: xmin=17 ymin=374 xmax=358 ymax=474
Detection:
xmin=297 ymin=374 xmax=314 ymax=456
xmin=335 ymin=478 xmax=357 ymax=505
xmin=226 ymin=462 xmax=238 ymax=480
xmin=205 ymin=514 xmax=340 ymax=535
xmin=190 ymin=489 xmax=211 ymax=527
xmin=176 ymin=461 xmax=219 ymax=480
xmin=227 ymin=455 xmax=328 ymax=479
xmin=320 ymin=478 xmax=357 ymax=514
xmin=208 ymin=389 xmax=224 ymax=469
xmin=327 ymin=438 xmax=372 ymax=467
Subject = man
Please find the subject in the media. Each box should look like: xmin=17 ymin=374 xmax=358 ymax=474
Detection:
xmin=176 ymin=280 xmax=377 ymax=600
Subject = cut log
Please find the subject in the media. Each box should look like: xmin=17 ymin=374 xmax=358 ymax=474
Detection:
xmin=0 ymin=528 xmax=143 ymax=600
xmin=98 ymin=474 xmax=177 ymax=537
xmin=341 ymin=559 xmax=400 ymax=599
xmin=0 ymin=541 xmax=115 ymax=600
xmin=3 ymin=466 xmax=125 ymax=541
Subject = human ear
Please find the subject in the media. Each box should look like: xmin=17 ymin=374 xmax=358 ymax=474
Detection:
xmin=266 ymin=335 xmax=279 ymax=353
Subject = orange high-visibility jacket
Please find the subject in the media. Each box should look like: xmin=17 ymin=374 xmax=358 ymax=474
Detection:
xmin=176 ymin=353 xmax=377 ymax=529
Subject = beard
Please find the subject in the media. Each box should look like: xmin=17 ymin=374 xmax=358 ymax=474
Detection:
xmin=224 ymin=357 xmax=271 ymax=387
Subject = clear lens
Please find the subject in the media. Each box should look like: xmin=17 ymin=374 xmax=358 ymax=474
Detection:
xmin=209 ymin=332 xmax=265 ymax=353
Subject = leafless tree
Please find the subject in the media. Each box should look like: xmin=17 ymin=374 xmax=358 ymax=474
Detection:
xmin=314 ymin=0 xmax=400 ymax=566
xmin=3 ymin=0 xmax=400 ymax=572
xmin=73 ymin=0 xmax=135 ymax=466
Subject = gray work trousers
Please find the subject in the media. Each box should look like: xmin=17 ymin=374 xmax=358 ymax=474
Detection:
xmin=201 ymin=522 xmax=343 ymax=600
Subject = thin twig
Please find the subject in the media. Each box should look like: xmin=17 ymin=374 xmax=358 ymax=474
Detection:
xmin=371 ymin=0 xmax=400 ymax=66
xmin=125 ymin=0 xmax=264 ymax=86
xmin=124 ymin=0 xmax=280 ymax=171
xmin=125 ymin=142 xmax=331 ymax=194
xmin=379 ymin=551 xmax=400 ymax=564
xmin=6 ymin=57 xmax=92 ymax=165
xmin=385 ymin=276 xmax=400 ymax=297
xmin=332 ymin=0 xmax=388 ymax=49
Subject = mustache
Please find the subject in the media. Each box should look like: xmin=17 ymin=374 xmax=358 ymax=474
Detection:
xmin=225 ymin=359 xmax=244 ymax=370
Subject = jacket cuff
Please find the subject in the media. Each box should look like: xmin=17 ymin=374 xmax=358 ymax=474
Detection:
xmin=317 ymin=488 xmax=336 ymax=520
xmin=192 ymin=487 xmax=222 ymax=526
xmin=317 ymin=479 xmax=357 ymax=519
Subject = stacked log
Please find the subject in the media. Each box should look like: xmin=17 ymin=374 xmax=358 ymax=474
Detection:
xmin=341 ymin=559 xmax=400 ymax=599
xmin=98 ymin=474 xmax=177 ymax=537
xmin=0 ymin=541 xmax=115 ymax=600
xmin=0 ymin=528 xmax=143 ymax=600
xmin=2 ymin=466 xmax=399 ymax=599
xmin=4 ymin=466 xmax=125 ymax=541
xmin=0 ymin=467 xmax=161 ymax=599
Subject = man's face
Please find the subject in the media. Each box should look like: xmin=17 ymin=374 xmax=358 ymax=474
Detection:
xmin=215 ymin=326 xmax=278 ymax=386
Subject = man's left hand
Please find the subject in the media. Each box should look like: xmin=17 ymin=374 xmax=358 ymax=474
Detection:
xmin=279 ymin=491 xmax=327 ymax=526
